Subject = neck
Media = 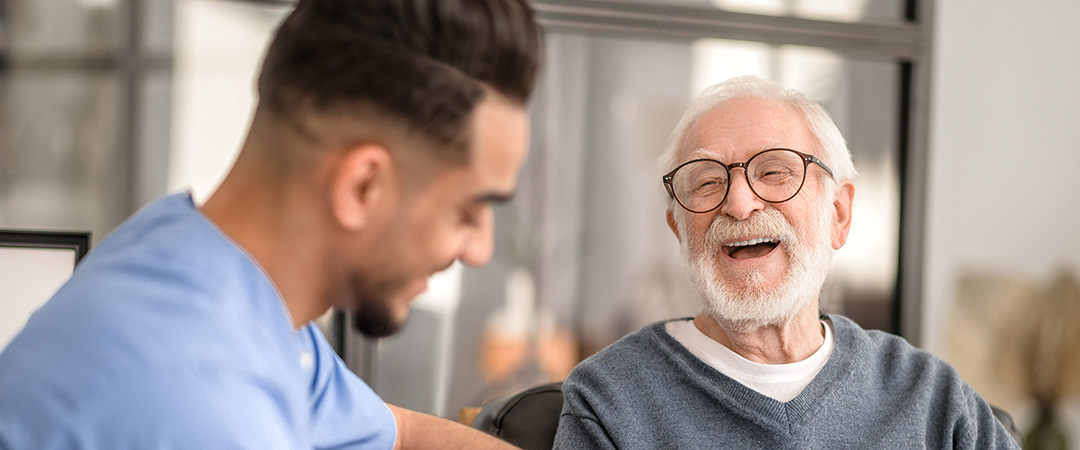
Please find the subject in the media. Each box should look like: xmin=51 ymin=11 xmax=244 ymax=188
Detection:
xmin=693 ymin=301 xmax=825 ymax=364
xmin=200 ymin=137 xmax=334 ymax=330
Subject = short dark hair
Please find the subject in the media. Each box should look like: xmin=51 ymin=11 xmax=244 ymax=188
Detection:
xmin=257 ymin=0 xmax=541 ymax=158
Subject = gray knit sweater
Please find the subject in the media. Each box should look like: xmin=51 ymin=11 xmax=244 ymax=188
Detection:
xmin=554 ymin=315 xmax=1019 ymax=449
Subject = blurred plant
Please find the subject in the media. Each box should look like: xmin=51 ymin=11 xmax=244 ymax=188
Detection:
xmin=997 ymin=269 xmax=1080 ymax=450
xmin=949 ymin=266 xmax=1080 ymax=450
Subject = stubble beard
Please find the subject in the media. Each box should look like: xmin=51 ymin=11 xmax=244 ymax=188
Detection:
xmin=352 ymin=305 xmax=401 ymax=338
xmin=679 ymin=202 xmax=835 ymax=333
xmin=349 ymin=275 xmax=408 ymax=338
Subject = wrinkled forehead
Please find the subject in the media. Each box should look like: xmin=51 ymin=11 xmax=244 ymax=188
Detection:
xmin=680 ymin=96 xmax=814 ymax=163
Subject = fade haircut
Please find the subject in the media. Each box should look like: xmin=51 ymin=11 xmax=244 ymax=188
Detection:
xmin=257 ymin=0 xmax=541 ymax=162
xmin=658 ymin=76 xmax=857 ymax=211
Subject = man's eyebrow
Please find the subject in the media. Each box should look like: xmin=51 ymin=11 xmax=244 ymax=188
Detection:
xmin=472 ymin=191 xmax=515 ymax=205
xmin=686 ymin=143 xmax=784 ymax=161
xmin=687 ymin=148 xmax=715 ymax=160
xmin=760 ymin=141 xmax=783 ymax=152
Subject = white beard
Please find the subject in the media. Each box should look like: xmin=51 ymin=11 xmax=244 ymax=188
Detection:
xmin=679 ymin=203 xmax=835 ymax=332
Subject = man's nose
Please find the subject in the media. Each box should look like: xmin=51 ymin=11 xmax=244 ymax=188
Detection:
xmin=718 ymin=170 xmax=765 ymax=221
xmin=460 ymin=208 xmax=494 ymax=267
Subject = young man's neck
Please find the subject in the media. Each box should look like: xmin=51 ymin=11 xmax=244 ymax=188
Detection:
xmin=200 ymin=142 xmax=335 ymax=330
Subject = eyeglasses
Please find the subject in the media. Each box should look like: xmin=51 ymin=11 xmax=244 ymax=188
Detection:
xmin=662 ymin=148 xmax=834 ymax=214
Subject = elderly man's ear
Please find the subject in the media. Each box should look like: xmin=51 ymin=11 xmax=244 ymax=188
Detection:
xmin=666 ymin=209 xmax=682 ymax=242
xmin=830 ymin=181 xmax=855 ymax=250
xmin=329 ymin=144 xmax=396 ymax=232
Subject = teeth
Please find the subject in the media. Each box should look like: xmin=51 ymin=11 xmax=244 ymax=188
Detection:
xmin=726 ymin=237 xmax=777 ymax=247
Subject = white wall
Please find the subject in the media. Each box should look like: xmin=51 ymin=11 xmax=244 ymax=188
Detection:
xmin=170 ymin=0 xmax=288 ymax=203
xmin=927 ymin=0 xmax=1080 ymax=439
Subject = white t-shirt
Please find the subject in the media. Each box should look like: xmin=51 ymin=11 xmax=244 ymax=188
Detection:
xmin=665 ymin=318 xmax=833 ymax=402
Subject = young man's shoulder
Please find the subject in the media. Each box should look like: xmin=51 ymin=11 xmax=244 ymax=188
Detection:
xmin=0 ymin=193 xmax=307 ymax=448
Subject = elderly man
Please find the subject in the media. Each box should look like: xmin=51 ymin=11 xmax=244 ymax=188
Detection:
xmin=553 ymin=76 xmax=1018 ymax=449
xmin=0 ymin=0 xmax=538 ymax=448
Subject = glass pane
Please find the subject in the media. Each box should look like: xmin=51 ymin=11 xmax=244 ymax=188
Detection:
xmin=713 ymin=0 xmax=904 ymax=23
xmin=141 ymin=0 xmax=175 ymax=54
xmin=3 ymin=0 xmax=124 ymax=56
xmin=0 ymin=71 xmax=125 ymax=244
xmin=135 ymin=70 xmax=173 ymax=208
xmin=611 ymin=0 xmax=907 ymax=24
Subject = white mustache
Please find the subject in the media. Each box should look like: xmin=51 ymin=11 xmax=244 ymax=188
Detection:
xmin=702 ymin=209 xmax=797 ymax=254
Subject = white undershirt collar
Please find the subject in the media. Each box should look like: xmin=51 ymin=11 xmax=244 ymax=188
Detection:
xmin=665 ymin=318 xmax=834 ymax=402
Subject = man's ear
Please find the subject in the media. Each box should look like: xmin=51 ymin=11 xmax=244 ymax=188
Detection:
xmin=830 ymin=180 xmax=855 ymax=250
xmin=329 ymin=144 xmax=395 ymax=231
xmin=666 ymin=209 xmax=682 ymax=242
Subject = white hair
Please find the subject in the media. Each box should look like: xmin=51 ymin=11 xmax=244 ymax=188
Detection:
xmin=659 ymin=75 xmax=857 ymax=216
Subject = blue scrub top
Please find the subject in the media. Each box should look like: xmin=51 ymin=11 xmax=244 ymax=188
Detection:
xmin=0 ymin=193 xmax=397 ymax=449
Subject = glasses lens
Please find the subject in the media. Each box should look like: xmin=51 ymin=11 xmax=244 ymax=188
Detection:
xmin=670 ymin=160 xmax=729 ymax=212
xmin=747 ymin=149 xmax=806 ymax=202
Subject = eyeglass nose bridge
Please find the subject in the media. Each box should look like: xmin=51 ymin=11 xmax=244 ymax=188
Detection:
xmin=717 ymin=160 xmax=759 ymax=205
xmin=724 ymin=160 xmax=753 ymax=177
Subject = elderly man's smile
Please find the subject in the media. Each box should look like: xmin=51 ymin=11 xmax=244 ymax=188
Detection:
xmin=722 ymin=237 xmax=781 ymax=260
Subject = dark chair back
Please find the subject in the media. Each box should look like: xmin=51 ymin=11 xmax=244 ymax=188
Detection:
xmin=990 ymin=405 xmax=1024 ymax=446
xmin=473 ymin=382 xmax=564 ymax=450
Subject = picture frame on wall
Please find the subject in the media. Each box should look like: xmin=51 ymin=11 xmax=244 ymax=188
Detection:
xmin=0 ymin=229 xmax=91 ymax=350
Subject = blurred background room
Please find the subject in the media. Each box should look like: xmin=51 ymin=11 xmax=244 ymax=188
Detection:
xmin=0 ymin=0 xmax=1077 ymax=447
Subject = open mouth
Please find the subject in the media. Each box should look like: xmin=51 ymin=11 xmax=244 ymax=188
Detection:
xmin=722 ymin=237 xmax=780 ymax=260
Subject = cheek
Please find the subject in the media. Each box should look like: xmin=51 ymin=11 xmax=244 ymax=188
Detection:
xmin=406 ymin=209 xmax=462 ymax=263
xmin=681 ymin=214 xmax=715 ymax=252
xmin=785 ymin=202 xmax=831 ymax=248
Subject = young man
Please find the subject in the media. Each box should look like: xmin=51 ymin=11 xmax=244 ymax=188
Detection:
xmin=0 ymin=0 xmax=539 ymax=448
xmin=553 ymin=76 xmax=1019 ymax=449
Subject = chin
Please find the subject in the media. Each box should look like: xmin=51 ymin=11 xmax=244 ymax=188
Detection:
xmin=346 ymin=273 xmax=420 ymax=338
xmin=352 ymin=308 xmax=407 ymax=338
xmin=688 ymin=247 xmax=821 ymax=329
xmin=350 ymin=292 xmax=412 ymax=338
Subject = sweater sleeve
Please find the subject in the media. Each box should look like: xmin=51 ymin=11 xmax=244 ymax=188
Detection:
xmin=957 ymin=383 xmax=1022 ymax=449
xmin=553 ymin=379 xmax=618 ymax=450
